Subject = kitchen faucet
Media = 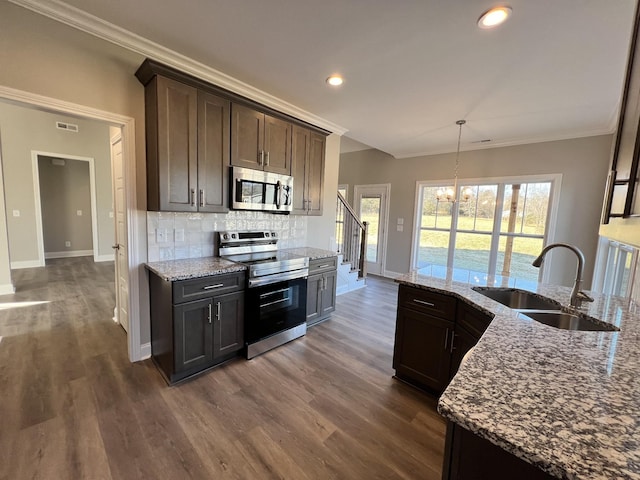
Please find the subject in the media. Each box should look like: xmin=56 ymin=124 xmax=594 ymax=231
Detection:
xmin=532 ymin=243 xmax=594 ymax=309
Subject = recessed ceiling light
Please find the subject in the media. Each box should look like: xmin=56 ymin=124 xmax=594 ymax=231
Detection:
xmin=326 ymin=75 xmax=344 ymax=86
xmin=477 ymin=6 xmax=512 ymax=29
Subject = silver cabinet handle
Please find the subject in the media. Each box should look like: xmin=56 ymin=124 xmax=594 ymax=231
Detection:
xmin=203 ymin=283 xmax=224 ymax=290
xmin=413 ymin=299 xmax=435 ymax=307
xmin=190 ymin=188 xmax=196 ymax=207
xmin=323 ymin=276 xmax=327 ymax=290
xmin=208 ymin=302 xmax=212 ymax=324
xmin=199 ymin=189 xmax=204 ymax=207
xmin=317 ymin=264 xmax=331 ymax=269
xmin=450 ymin=332 xmax=457 ymax=353
xmin=216 ymin=302 xmax=221 ymax=322
xmin=265 ymin=151 xmax=270 ymax=166
xmin=259 ymin=150 xmax=264 ymax=166
xmin=444 ymin=329 xmax=449 ymax=349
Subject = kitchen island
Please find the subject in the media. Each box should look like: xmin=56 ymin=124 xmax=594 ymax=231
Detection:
xmin=396 ymin=270 xmax=640 ymax=480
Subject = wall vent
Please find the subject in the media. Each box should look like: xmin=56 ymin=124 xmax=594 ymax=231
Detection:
xmin=56 ymin=121 xmax=79 ymax=132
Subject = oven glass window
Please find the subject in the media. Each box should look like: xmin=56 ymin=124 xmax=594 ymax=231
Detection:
xmin=258 ymin=285 xmax=297 ymax=315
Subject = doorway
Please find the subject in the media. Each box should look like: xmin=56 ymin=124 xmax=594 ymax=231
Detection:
xmin=33 ymin=152 xmax=100 ymax=265
xmin=354 ymin=184 xmax=390 ymax=275
xmin=0 ymin=86 xmax=142 ymax=361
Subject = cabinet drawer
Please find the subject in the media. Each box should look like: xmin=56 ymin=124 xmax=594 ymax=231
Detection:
xmin=309 ymin=256 xmax=337 ymax=274
xmin=398 ymin=285 xmax=456 ymax=319
xmin=457 ymin=302 xmax=493 ymax=339
xmin=173 ymin=272 xmax=245 ymax=304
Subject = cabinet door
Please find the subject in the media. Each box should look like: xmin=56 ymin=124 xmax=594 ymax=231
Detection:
xmin=231 ymin=104 xmax=264 ymax=170
xmin=307 ymin=132 xmax=325 ymax=215
xmin=173 ymin=298 xmax=213 ymax=373
xmin=291 ymin=125 xmax=309 ymax=214
xmin=197 ymin=91 xmax=230 ymax=213
xmin=213 ymin=290 xmax=245 ymax=360
xmin=393 ymin=307 xmax=453 ymax=393
xmin=320 ymin=270 xmax=337 ymax=317
xmin=306 ymin=274 xmax=324 ymax=325
xmin=152 ymin=76 xmax=198 ymax=211
xmin=449 ymin=326 xmax=478 ymax=378
xmin=264 ymin=114 xmax=292 ymax=175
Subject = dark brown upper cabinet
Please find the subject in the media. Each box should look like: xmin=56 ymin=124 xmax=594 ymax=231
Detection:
xmin=602 ymin=2 xmax=640 ymax=221
xmin=144 ymin=75 xmax=229 ymax=213
xmin=291 ymin=125 xmax=326 ymax=215
xmin=231 ymin=104 xmax=292 ymax=175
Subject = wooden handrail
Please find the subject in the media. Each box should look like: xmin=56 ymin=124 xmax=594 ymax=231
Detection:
xmin=337 ymin=192 xmax=366 ymax=231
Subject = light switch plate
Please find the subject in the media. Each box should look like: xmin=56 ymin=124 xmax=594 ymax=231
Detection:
xmin=12 ymin=210 xmax=19 ymax=217
xmin=77 ymin=210 xmax=83 ymax=216
xmin=397 ymin=225 xmax=404 ymax=232
xmin=109 ymin=211 xmax=114 ymax=218
xmin=397 ymin=218 xmax=404 ymax=225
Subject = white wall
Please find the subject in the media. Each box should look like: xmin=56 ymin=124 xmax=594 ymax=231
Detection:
xmin=340 ymin=135 xmax=614 ymax=288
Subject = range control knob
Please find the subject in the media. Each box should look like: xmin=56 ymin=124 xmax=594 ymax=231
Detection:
xmin=231 ymin=233 xmax=237 ymax=239
xmin=271 ymin=232 xmax=277 ymax=237
xmin=222 ymin=233 xmax=229 ymax=240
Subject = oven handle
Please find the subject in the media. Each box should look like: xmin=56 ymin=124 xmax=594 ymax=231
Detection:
xmin=247 ymin=269 xmax=308 ymax=288
xmin=261 ymin=296 xmax=291 ymax=308
xmin=259 ymin=287 xmax=289 ymax=299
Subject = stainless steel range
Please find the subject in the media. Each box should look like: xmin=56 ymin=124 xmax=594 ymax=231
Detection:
xmin=218 ymin=231 xmax=309 ymax=359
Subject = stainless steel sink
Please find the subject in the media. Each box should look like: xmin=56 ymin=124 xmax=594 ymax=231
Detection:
xmin=472 ymin=287 xmax=561 ymax=310
xmin=519 ymin=311 xmax=619 ymax=332
xmin=472 ymin=287 xmax=619 ymax=332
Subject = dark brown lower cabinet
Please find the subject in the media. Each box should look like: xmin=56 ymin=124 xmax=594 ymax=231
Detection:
xmin=443 ymin=422 xmax=555 ymax=480
xmin=149 ymin=271 xmax=245 ymax=384
xmin=306 ymin=257 xmax=338 ymax=327
xmin=393 ymin=285 xmax=493 ymax=395
xmin=394 ymin=307 xmax=454 ymax=392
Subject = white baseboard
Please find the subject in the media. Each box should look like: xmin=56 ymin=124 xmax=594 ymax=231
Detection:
xmin=11 ymin=260 xmax=44 ymax=269
xmin=381 ymin=270 xmax=404 ymax=279
xmin=0 ymin=283 xmax=15 ymax=296
xmin=139 ymin=342 xmax=152 ymax=360
xmin=45 ymin=250 xmax=93 ymax=259
xmin=95 ymin=254 xmax=115 ymax=262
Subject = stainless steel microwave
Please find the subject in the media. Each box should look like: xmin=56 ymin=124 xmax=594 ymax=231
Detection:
xmin=230 ymin=166 xmax=293 ymax=213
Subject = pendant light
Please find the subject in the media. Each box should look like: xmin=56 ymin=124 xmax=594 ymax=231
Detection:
xmin=436 ymin=120 xmax=472 ymax=203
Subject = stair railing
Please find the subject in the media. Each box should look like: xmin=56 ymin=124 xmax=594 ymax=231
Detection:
xmin=336 ymin=192 xmax=368 ymax=279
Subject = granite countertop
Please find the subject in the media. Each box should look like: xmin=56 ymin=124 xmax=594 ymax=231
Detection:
xmin=396 ymin=270 xmax=640 ymax=480
xmin=280 ymin=247 xmax=338 ymax=260
xmin=145 ymin=256 xmax=246 ymax=281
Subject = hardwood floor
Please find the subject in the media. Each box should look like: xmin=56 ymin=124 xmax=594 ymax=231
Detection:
xmin=0 ymin=260 xmax=446 ymax=480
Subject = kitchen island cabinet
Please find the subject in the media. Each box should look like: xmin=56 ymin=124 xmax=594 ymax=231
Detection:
xmin=393 ymin=285 xmax=492 ymax=394
xmin=396 ymin=270 xmax=640 ymax=479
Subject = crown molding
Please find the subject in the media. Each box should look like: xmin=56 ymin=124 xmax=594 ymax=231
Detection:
xmin=9 ymin=0 xmax=349 ymax=135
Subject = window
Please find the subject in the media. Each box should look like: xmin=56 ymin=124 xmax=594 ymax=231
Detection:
xmin=593 ymin=238 xmax=638 ymax=298
xmin=413 ymin=175 xmax=559 ymax=287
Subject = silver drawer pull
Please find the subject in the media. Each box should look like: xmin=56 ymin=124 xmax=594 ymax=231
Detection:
xmin=203 ymin=283 xmax=224 ymax=290
xmin=413 ymin=299 xmax=435 ymax=307
xmin=317 ymin=264 xmax=331 ymax=268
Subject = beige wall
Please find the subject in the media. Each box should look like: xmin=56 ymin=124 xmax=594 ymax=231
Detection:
xmin=0 ymin=2 xmax=149 ymax=345
xmin=38 ymin=157 xmax=93 ymax=254
xmin=307 ymin=133 xmax=340 ymax=250
xmin=340 ymin=135 xmax=614 ymax=288
xmin=0 ymin=103 xmax=115 ymax=264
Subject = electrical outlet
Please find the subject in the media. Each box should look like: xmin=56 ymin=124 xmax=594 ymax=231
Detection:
xmin=12 ymin=210 xmax=19 ymax=217
xmin=77 ymin=210 xmax=83 ymax=216
xmin=174 ymin=229 xmax=185 ymax=242
xmin=65 ymin=241 xmax=71 ymax=247
xmin=156 ymin=228 xmax=166 ymax=243
xmin=397 ymin=225 xmax=404 ymax=232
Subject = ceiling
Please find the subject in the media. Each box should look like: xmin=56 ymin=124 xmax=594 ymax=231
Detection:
xmin=19 ymin=0 xmax=638 ymax=158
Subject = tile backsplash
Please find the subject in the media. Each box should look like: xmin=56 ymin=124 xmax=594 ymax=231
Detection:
xmin=147 ymin=210 xmax=308 ymax=262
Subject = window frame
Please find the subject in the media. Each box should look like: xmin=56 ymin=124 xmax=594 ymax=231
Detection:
xmin=410 ymin=173 xmax=562 ymax=283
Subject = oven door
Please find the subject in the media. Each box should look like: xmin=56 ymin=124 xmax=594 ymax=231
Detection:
xmin=245 ymin=276 xmax=307 ymax=344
